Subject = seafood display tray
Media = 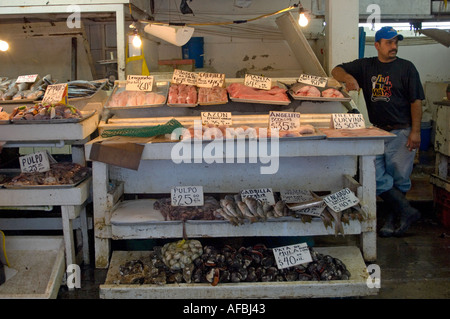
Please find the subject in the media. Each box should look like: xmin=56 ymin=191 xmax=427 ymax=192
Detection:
xmin=0 ymin=236 xmax=65 ymax=299
xmin=0 ymin=98 xmax=36 ymax=105
xmin=318 ymin=127 xmax=396 ymax=140
xmin=104 ymin=81 xmax=169 ymax=109
xmin=2 ymin=173 xmax=90 ymax=189
xmin=100 ymin=246 xmax=377 ymax=299
xmin=229 ymin=97 xmax=291 ymax=106
xmin=288 ymin=90 xmax=352 ymax=102
xmin=10 ymin=110 xmax=97 ymax=124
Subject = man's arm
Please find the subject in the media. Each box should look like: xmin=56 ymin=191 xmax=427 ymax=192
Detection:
xmin=331 ymin=66 xmax=360 ymax=91
xmin=406 ymin=99 xmax=422 ymax=151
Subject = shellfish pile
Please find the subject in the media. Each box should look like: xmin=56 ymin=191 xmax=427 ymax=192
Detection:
xmin=153 ymin=196 xmax=224 ymax=221
xmin=161 ymin=239 xmax=203 ymax=271
xmin=116 ymin=241 xmax=351 ymax=286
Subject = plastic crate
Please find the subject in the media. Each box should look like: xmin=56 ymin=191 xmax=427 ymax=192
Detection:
xmin=433 ymin=185 xmax=450 ymax=228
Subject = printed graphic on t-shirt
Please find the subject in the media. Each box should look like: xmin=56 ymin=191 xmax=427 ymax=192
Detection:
xmin=371 ymin=74 xmax=392 ymax=102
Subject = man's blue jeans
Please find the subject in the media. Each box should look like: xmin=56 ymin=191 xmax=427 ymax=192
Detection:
xmin=375 ymin=128 xmax=416 ymax=196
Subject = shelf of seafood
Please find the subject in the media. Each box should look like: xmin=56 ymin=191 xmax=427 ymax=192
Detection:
xmin=109 ymin=189 xmax=366 ymax=240
xmin=100 ymin=242 xmax=376 ymax=299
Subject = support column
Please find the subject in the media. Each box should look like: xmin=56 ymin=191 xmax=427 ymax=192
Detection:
xmin=325 ymin=0 xmax=359 ymax=74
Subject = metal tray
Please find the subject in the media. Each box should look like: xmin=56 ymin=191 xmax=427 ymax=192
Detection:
xmin=229 ymin=97 xmax=291 ymax=105
xmin=289 ymin=83 xmax=351 ymax=102
xmin=104 ymin=81 xmax=169 ymax=109
xmin=10 ymin=110 xmax=96 ymax=124
xmin=3 ymin=171 xmax=91 ymax=189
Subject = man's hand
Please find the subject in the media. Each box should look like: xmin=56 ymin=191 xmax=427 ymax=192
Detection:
xmin=331 ymin=66 xmax=360 ymax=91
xmin=406 ymin=130 xmax=421 ymax=151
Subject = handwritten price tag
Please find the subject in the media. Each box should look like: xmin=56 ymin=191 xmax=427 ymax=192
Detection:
xmin=197 ymin=72 xmax=225 ymax=88
xmin=294 ymin=202 xmax=326 ymax=217
xmin=298 ymin=74 xmax=328 ymax=87
xmin=273 ymin=243 xmax=312 ymax=269
xmin=126 ymin=75 xmax=154 ymax=91
xmin=42 ymin=83 xmax=68 ymax=104
xmin=241 ymin=188 xmax=275 ymax=205
xmin=16 ymin=74 xmax=38 ymax=83
xmin=280 ymin=189 xmax=314 ymax=203
xmin=244 ymin=74 xmax=271 ymax=90
xmin=172 ymin=69 xmax=198 ymax=86
xmin=19 ymin=151 xmax=51 ymax=173
xmin=201 ymin=112 xmax=232 ymax=126
xmin=171 ymin=186 xmax=204 ymax=207
xmin=269 ymin=111 xmax=300 ymax=131
xmin=331 ymin=113 xmax=365 ymax=129
xmin=323 ymin=188 xmax=360 ymax=212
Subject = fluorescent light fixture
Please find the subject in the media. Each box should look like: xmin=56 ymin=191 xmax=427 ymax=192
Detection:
xmin=359 ymin=21 xmax=450 ymax=31
xmin=144 ymin=24 xmax=194 ymax=46
xmin=0 ymin=40 xmax=9 ymax=52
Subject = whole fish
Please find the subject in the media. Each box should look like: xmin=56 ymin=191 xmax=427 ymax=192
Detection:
xmin=326 ymin=207 xmax=344 ymax=236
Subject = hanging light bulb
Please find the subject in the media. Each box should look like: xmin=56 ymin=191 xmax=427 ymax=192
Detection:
xmin=0 ymin=40 xmax=9 ymax=52
xmin=298 ymin=3 xmax=309 ymax=27
xmin=132 ymin=31 xmax=142 ymax=48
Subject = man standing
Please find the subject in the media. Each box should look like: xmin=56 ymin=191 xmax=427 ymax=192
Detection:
xmin=331 ymin=26 xmax=424 ymax=237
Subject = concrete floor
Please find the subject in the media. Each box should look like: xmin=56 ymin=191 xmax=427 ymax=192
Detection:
xmin=57 ymin=148 xmax=450 ymax=299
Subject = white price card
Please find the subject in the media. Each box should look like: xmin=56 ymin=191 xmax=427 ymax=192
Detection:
xmin=171 ymin=186 xmax=204 ymax=206
xmin=172 ymin=69 xmax=198 ymax=86
xmin=241 ymin=188 xmax=275 ymax=205
xmin=273 ymin=243 xmax=312 ymax=269
xmin=19 ymin=151 xmax=51 ymax=173
xmin=126 ymin=75 xmax=154 ymax=91
xmin=295 ymin=202 xmax=326 ymax=217
xmin=197 ymin=72 xmax=225 ymax=88
xmin=331 ymin=113 xmax=365 ymax=129
xmin=42 ymin=83 xmax=68 ymax=104
xmin=16 ymin=74 xmax=38 ymax=83
xmin=244 ymin=74 xmax=271 ymax=90
xmin=269 ymin=111 xmax=300 ymax=131
xmin=298 ymin=74 xmax=328 ymax=88
xmin=201 ymin=112 xmax=232 ymax=126
xmin=323 ymin=188 xmax=360 ymax=212
xmin=280 ymin=189 xmax=314 ymax=204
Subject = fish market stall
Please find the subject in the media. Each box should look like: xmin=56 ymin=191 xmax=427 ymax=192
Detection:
xmin=0 ymin=85 xmax=107 ymax=270
xmin=84 ymin=76 xmax=392 ymax=298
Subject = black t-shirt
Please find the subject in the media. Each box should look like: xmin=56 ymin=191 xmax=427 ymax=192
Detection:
xmin=337 ymin=57 xmax=425 ymax=127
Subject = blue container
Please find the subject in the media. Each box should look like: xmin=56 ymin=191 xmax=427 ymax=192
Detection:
xmin=182 ymin=37 xmax=204 ymax=68
xmin=420 ymin=121 xmax=432 ymax=151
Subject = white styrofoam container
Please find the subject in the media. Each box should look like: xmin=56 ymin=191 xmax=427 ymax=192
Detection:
xmin=0 ymin=236 xmax=65 ymax=299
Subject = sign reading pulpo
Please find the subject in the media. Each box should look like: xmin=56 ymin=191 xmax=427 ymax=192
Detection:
xmin=323 ymin=188 xmax=360 ymax=212
xmin=19 ymin=151 xmax=51 ymax=173
xmin=171 ymin=186 xmax=204 ymax=206
xmin=273 ymin=243 xmax=312 ymax=269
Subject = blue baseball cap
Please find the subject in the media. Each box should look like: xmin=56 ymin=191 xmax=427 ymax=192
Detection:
xmin=375 ymin=26 xmax=404 ymax=42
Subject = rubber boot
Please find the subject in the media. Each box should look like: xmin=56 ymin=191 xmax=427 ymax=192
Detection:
xmin=382 ymin=187 xmax=421 ymax=237
xmin=379 ymin=210 xmax=396 ymax=237
xmin=378 ymin=191 xmax=399 ymax=237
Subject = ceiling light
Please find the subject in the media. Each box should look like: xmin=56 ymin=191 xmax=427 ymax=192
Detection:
xmin=144 ymin=24 xmax=194 ymax=46
xmin=0 ymin=40 xmax=9 ymax=52
xmin=298 ymin=3 xmax=309 ymax=27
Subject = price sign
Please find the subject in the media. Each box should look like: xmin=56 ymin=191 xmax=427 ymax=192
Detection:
xmin=280 ymin=189 xmax=314 ymax=203
xmin=295 ymin=202 xmax=326 ymax=217
xmin=298 ymin=74 xmax=328 ymax=88
xmin=42 ymin=83 xmax=68 ymax=104
xmin=126 ymin=75 xmax=154 ymax=91
xmin=331 ymin=113 xmax=365 ymax=129
xmin=171 ymin=186 xmax=204 ymax=206
xmin=19 ymin=151 xmax=51 ymax=173
xmin=16 ymin=74 xmax=38 ymax=83
xmin=244 ymin=74 xmax=271 ymax=90
xmin=273 ymin=243 xmax=312 ymax=269
xmin=172 ymin=69 xmax=198 ymax=86
xmin=201 ymin=112 xmax=232 ymax=126
xmin=269 ymin=111 xmax=300 ymax=131
xmin=241 ymin=188 xmax=275 ymax=205
xmin=323 ymin=188 xmax=360 ymax=212
xmin=197 ymin=72 xmax=225 ymax=88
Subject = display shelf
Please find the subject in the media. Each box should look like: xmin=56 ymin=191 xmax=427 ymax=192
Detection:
xmin=0 ymin=236 xmax=65 ymax=299
xmin=108 ymin=198 xmax=362 ymax=239
xmin=100 ymin=246 xmax=378 ymax=299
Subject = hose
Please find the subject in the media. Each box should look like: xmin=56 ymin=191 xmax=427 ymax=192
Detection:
xmin=0 ymin=230 xmax=11 ymax=268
